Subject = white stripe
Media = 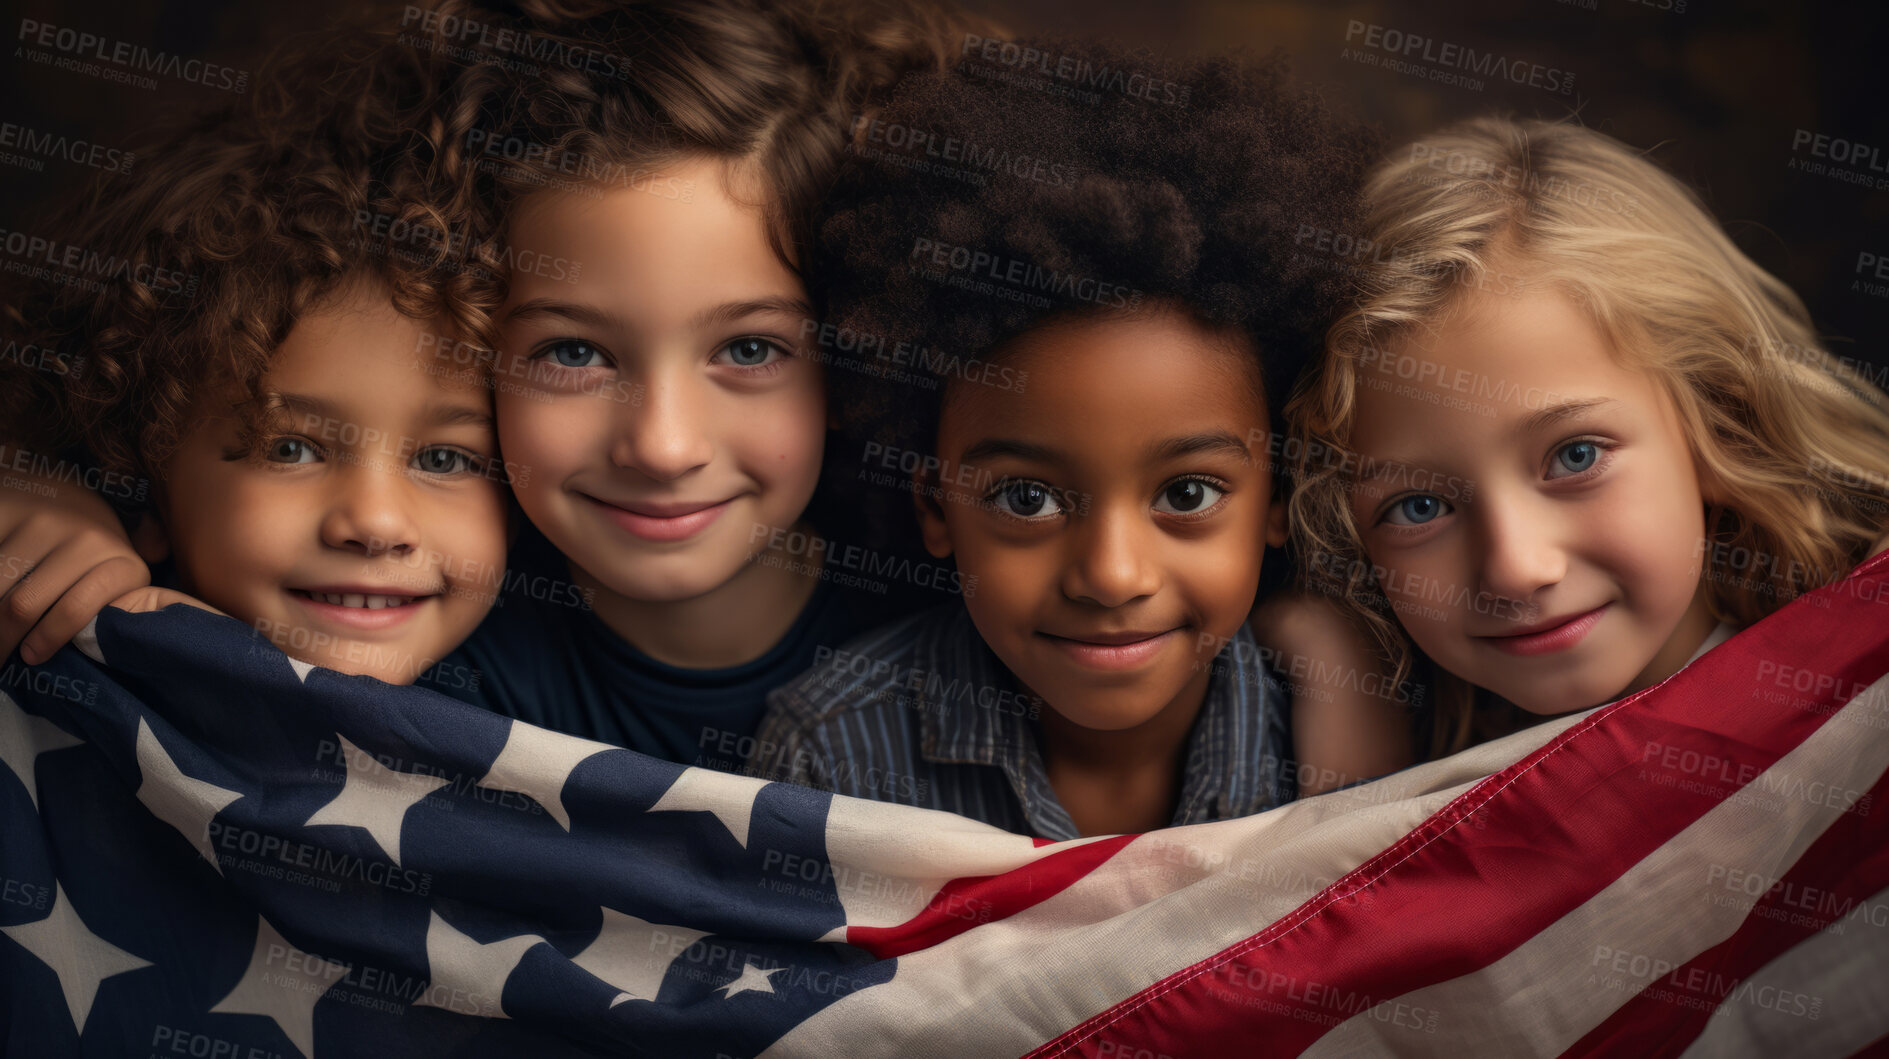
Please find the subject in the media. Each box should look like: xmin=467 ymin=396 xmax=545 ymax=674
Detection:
xmin=769 ymin=711 xmax=1590 ymax=1057
xmin=1305 ymin=673 xmax=1889 ymax=1058
xmin=1679 ymin=884 xmax=1889 ymax=1059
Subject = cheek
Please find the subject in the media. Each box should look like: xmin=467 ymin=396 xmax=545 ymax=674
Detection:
xmin=497 ymin=389 xmax=602 ymax=483
xmin=945 ymin=517 xmax=1051 ymax=611
xmin=439 ymin=485 xmax=512 ymax=573
xmin=1367 ymin=540 xmax=1462 ymax=644
xmin=1171 ymin=522 xmax=1264 ymax=621
xmin=732 ymin=383 xmax=826 ymax=488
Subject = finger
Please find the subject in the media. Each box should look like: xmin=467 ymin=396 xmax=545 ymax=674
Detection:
xmin=19 ymin=554 xmax=153 ymax=665
xmin=0 ymin=523 xmax=64 ymax=661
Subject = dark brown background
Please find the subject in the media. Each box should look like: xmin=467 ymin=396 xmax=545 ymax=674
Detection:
xmin=4 ymin=0 xmax=1886 ymax=379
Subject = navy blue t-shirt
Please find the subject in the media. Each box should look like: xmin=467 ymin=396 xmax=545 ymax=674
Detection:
xmin=422 ymin=529 xmax=893 ymax=772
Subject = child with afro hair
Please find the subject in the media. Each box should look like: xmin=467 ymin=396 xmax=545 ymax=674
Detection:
xmin=753 ymin=37 xmax=1415 ymax=838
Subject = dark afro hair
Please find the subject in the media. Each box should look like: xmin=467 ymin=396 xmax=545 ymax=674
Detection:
xmin=811 ymin=37 xmax=1380 ymax=466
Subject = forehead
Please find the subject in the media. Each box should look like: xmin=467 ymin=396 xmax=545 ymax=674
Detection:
xmin=939 ymin=310 xmax=1266 ymax=448
xmin=263 ymin=288 xmax=491 ymax=413
xmin=503 ymin=158 xmax=803 ymax=323
xmin=1349 ymin=286 xmax=1661 ymax=450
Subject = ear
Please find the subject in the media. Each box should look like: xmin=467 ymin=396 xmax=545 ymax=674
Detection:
xmin=131 ymin=511 xmax=171 ymax=564
xmin=914 ymin=471 xmax=953 ymax=559
xmin=1265 ymin=495 xmax=1289 ymax=549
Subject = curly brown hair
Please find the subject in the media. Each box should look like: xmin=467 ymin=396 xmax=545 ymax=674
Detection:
xmin=809 ymin=38 xmax=1379 ymax=552
xmin=0 ymin=13 xmax=492 ymax=502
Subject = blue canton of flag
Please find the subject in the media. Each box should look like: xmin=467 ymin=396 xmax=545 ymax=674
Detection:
xmin=2 ymin=605 xmax=893 ymax=1058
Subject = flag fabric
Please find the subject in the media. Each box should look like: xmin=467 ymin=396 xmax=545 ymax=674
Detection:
xmin=3 ymin=551 xmax=1887 ymax=1058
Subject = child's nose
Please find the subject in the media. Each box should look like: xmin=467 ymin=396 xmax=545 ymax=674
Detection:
xmin=319 ymin=468 xmax=420 ymax=558
xmin=1474 ymin=494 xmax=1568 ymax=604
xmin=1061 ymin=505 xmax=1161 ymax=608
xmin=613 ymin=372 xmax=714 ymax=482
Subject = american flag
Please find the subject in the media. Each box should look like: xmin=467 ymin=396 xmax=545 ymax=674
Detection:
xmin=4 ymin=550 xmax=1887 ymax=1057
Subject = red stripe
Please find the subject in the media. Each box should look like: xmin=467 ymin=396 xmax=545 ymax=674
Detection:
xmin=1029 ymin=552 xmax=1889 ymax=1057
xmin=1564 ymin=766 xmax=1889 ymax=1056
xmin=847 ymin=833 xmax=1136 ymax=958
xmin=1850 ymin=1034 xmax=1889 ymax=1058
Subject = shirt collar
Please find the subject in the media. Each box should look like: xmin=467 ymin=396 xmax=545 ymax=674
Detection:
xmin=915 ymin=608 xmax=1287 ymax=835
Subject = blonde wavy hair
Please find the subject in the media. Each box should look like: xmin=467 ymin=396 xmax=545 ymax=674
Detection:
xmin=1286 ymin=116 xmax=1889 ymax=755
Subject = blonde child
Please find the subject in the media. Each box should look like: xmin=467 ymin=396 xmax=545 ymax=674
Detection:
xmin=1286 ymin=117 xmax=1889 ymax=753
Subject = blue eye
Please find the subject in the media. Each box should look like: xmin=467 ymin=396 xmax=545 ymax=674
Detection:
xmin=1383 ymin=494 xmax=1447 ymax=526
xmin=538 ymin=341 xmax=606 ymax=368
xmin=1153 ymin=478 xmax=1224 ymax=514
xmin=717 ymin=337 xmax=786 ymax=368
xmin=1549 ymin=440 xmax=1603 ymax=478
xmin=264 ymin=437 xmax=320 ymax=464
xmin=412 ymin=447 xmax=482 ymax=476
xmin=989 ymin=479 xmax=1063 ymax=519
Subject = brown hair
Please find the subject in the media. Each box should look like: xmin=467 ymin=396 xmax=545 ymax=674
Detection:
xmin=0 ymin=16 xmax=492 ymax=497
xmin=424 ymin=0 xmax=988 ymax=322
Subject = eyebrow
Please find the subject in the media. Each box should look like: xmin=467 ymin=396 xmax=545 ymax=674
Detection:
xmin=690 ymin=296 xmax=814 ymax=330
xmin=1351 ymin=397 xmax=1619 ymax=485
xmin=958 ymin=431 xmax=1253 ymax=469
xmin=959 ymin=437 xmax=1062 ymax=466
xmin=504 ymin=298 xmax=618 ymax=330
xmin=1517 ymin=397 xmax=1616 ymax=437
xmin=1152 ymin=431 xmax=1253 ymax=463
xmin=423 ymin=402 xmax=496 ymax=429
xmin=503 ymin=295 xmax=815 ymax=332
xmin=265 ymin=393 xmax=493 ymax=431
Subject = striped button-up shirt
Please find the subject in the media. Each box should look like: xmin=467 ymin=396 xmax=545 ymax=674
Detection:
xmin=750 ymin=604 xmax=1294 ymax=840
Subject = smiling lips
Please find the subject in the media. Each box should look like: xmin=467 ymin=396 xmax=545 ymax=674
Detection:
xmin=290 ymin=587 xmax=437 ymax=631
xmin=1043 ymin=628 xmax=1181 ymax=671
xmin=587 ymin=494 xmax=734 ymax=542
xmin=1477 ymin=603 xmax=1610 ymax=656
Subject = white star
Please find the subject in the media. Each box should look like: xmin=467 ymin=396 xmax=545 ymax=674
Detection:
xmin=647 ymin=768 xmax=768 ymax=848
xmin=210 ymin=917 xmax=347 ymax=1059
xmin=303 ymin=734 xmax=449 ymax=867
xmin=571 ymin=907 xmax=706 ymax=1003
xmin=0 ymin=692 xmax=83 ymax=810
xmin=0 ymin=882 xmax=151 ymax=1032
xmin=477 ymin=721 xmax=612 ymax=831
xmin=134 ymin=719 xmax=242 ymax=872
xmin=286 ymin=657 xmax=317 ymax=684
xmin=717 ymin=961 xmax=783 ymax=999
xmin=415 ymin=910 xmax=542 ymax=1020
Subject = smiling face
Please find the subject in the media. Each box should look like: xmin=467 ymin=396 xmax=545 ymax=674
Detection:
xmin=158 ymin=280 xmax=509 ymax=684
xmin=918 ymin=308 xmax=1284 ymax=734
xmin=493 ymin=158 xmax=826 ymax=606
xmin=1348 ymin=284 xmax=1721 ymax=714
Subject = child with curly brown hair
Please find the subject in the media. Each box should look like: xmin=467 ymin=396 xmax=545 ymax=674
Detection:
xmin=0 ymin=17 xmax=509 ymax=684
xmin=751 ymin=39 xmax=1415 ymax=838
xmin=0 ymin=0 xmax=986 ymax=755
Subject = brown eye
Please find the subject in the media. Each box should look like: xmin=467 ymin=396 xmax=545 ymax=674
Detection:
xmin=988 ymin=479 xmax=1063 ymax=519
xmin=1154 ymin=478 xmax=1222 ymax=514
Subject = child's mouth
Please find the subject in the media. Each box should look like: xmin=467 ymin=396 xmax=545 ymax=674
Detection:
xmin=586 ymin=494 xmax=735 ymax=542
xmin=1040 ymin=628 xmax=1179 ymax=671
xmin=1476 ymin=603 xmax=1610 ymax=656
xmin=289 ymin=588 xmax=436 ymax=631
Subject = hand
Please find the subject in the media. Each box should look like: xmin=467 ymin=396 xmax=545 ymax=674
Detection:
xmin=1 ymin=499 xmax=151 ymax=664
xmin=107 ymin=586 xmax=223 ymax=617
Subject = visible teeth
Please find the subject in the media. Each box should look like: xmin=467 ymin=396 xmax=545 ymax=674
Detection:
xmin=307 ymin=592 xmax=412 ymax=608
